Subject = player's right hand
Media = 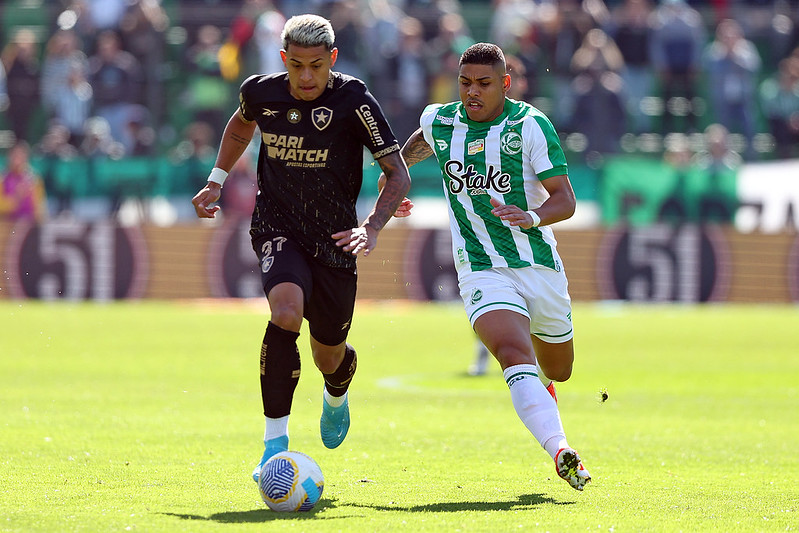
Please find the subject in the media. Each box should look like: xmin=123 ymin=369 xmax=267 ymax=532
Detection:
xmin=394 ymin=197 xmax=414 ymax=218
xmin=191 ymin=183 xmax=222 ymax=218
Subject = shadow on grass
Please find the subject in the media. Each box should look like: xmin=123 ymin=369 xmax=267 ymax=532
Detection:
xmin=346 ymin=493 xmax=570 ymax=513
xmin=163 ymin=493 xmax=569 ymax=523
xmin=162 ymin=499 xmax=338 ymax=524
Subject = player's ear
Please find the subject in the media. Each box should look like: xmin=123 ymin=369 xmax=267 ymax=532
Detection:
xmin=280 ymin=49 xmax=287 ymax=66
xmin=330 ymin=47 xmax=338 ymax=67
xmin=503 ymin=74 xmax=511 ymax=93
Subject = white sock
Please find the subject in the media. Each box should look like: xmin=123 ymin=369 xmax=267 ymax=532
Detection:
xmin=503 ymin=364 xmax=567 ymax=460
xmin=323 ymin=388 xmax=347 ymax=408
xmin=264 ymin=415 xmax=289 ymax=442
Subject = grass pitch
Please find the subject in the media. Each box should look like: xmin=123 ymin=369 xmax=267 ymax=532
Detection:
xmin=1 ymin=300 xmax=797 ymax=532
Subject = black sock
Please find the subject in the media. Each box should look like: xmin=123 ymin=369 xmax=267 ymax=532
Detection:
xmin=260 ymin=321 xmax=301 ymax=418
xmin=323 ymin=344 xmax=357 ymax=397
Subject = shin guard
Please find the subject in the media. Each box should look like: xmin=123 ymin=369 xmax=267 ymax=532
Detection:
xmin=323 ymin=344 xmax=357 ymax=397
xmin=260 ymin=321 xmax=301 ymax=418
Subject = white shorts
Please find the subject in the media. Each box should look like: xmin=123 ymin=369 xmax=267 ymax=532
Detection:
xmin=458 ymin=266 xmax=573 ymax=343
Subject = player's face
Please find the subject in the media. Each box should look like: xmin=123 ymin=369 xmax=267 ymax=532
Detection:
xmin=458 ymin=63 xmax=510 ymax=122
xmin=281 ymin=44 xmax=338 ymax=101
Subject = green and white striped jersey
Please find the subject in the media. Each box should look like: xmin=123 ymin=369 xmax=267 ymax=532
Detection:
xmin=420 ymin=98 xmax=568 ymax=273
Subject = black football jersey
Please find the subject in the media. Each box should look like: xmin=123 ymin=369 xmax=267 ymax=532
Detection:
xmin=239 ymin=71 xmax=400 ymax=269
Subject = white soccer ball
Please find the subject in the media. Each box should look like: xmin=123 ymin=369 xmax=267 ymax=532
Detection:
xmin=258 ymin=451 xmax=324 ymax=512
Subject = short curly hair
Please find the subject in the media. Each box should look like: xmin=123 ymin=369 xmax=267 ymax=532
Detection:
xmin=459 ymin=42 xmax=506 ymax=71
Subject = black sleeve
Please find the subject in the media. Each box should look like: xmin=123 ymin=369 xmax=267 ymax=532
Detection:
xmin=238 ymin=75 xmax=260 ymax=123
xmin=352 ymin=85 xmax=400 ymax=160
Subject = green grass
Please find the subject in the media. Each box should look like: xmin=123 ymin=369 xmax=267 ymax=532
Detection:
xmin=2 ymin=300 xmax=797 ymax=532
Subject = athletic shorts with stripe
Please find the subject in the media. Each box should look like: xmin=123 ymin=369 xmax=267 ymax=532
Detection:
xmin=458 ymin=266 xmax=573 ymax=343
xmin=252 ymin=232 xmax=357 ymax=346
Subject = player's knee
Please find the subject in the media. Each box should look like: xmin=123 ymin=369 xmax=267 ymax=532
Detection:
xmin=313 ymin=346 xmax=345 ymax=374
xmin=540 ymin=359 xmax=573 ymax=382
xmin=320 ymin=344 xmax=357 ymax=393
xmin=550 ymin=364 xmax=573 ymax=382
xmin=493 ymin=343 xmax=534 ymax=369
xmin=269 ymin=302 xmax=303 ymax=331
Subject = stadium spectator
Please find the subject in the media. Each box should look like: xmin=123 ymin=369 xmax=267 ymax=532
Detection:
xmin=0 ymin=61 xmax=7 ymax=113
xmin=87 ymin=30 xmax=144 ymax=150
xmin=649 ymin=0 xmax=706 ymax=134
xmin=360 ymin=0 xmax=404 ymax=106
xmin=80 ymin=116 xmax=124 ymax=214
xmin=1 ymin=29 xmax=41 ymax=143
xmin=488 ymin=0 xmax=537 ymax=52
xmin=657 ymin=134 xmax=694 ymax=224
xmin=0 ymin=141 xmax=47 ymax=223
xmin=383 ymin=16 xmax=430 ymax=143
xmin=704 ymin=18 xmax=761 ymax=159
xmin=536 ymin=0 xmax=597 ymax=127
xmin=118 ymin=0 xmax=170 ymax=129
xmin=759 ymin=56 xmax=799 ymax=159
xmin=322 ymin=0 xmax=367 ymax=79
xmin=763 ymin=7 xmax=797 ymax=71
xmin=190 ymin=14 xmax=410 ymax=484
xmin=121 ymin=104 xmax=155 ymax=156
xmin=37 ymin=123 xmax=80 ymax=217
xmin=51 ymin=64 xmax=93 ymax=145
xmin=427 ymin=12 xmax=474 ymax=105
xmin=405 ymin=0 xmax=453 ymax=42
xmin=570 ymin=29 xmax=627 ymax=157
xmin=605 ymin=0 xmax=656 ymax=133
xmin=252 ymin=4 xmax=287 ymax=75
xmin=168 ymin=120 xmax=218 ymax=197
xmin=40 ymin=30 xmax=89 ymax=129
xmin=692 ymin=123 xmax=741 ymax=223
xmin=392 ymin=42 xmax=591 ymax=491
xmin=87 ymin=0 xmax=129 ymax=32
xmin=502 ymin=19 xmax=541 ymax=103
xmin=184 ymin=25 xmax=232 ymax=141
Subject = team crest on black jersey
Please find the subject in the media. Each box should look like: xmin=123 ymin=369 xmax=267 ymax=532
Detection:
xmin=287 ymin=108 xmax=301 ymax=124
xmin=312 ymin=107 xmax=333 ymax=131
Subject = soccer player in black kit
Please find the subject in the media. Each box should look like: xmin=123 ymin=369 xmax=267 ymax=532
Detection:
xmin=191 ymin=14 xmax=411 ymax=482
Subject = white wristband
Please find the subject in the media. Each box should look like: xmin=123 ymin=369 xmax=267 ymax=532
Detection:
xmin=526 ymin=210 xmax=541 ymax=227
xmin=207 ymin=167 xmax=228 ymax=187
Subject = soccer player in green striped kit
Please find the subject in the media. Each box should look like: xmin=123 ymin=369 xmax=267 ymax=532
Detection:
xmin=385 ymin=42 xmax=591 ymax=490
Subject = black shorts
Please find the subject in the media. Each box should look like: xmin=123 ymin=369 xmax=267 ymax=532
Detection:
xmin=252 ymin=232 xmax=357 ymax=346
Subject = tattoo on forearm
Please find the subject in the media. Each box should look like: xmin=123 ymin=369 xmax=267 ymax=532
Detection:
xmin=401 ymin=133 xmax=434 ymax=166
xmin=369 ymin=153 xmax=411 ymax=230
xmin=231 ymin=133 xmax=250 ymax=146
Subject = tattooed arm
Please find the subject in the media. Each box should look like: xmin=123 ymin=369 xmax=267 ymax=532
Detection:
xmin=365 ymin=150 xmax=412 ymax=232
xmin=401 ymin=128 xmax=434 ymax=167
xmin=375 ymin=128 xmax=433 ymax=219
xmin=192 ymin=110 xmax=256 ymax=218
xmin=376 ymin=128 xmax=433 ymax=192
xmin=333 ymin=148 xmax=411 ymax=256
xmin=214 ymin=110 xmax=258 ymax=172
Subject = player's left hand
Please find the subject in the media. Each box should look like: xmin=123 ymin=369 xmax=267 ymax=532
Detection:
xmin=394 ymin=197 xmax=414 ymax=218
xmin=490 ymin=197 xmax=537 ymax=229
xmin=332 ymin=224 xmax=378 ymax=256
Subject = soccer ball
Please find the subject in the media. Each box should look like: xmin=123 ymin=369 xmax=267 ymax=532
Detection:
xmin=258 ymin=451 xmax=324 ymax=512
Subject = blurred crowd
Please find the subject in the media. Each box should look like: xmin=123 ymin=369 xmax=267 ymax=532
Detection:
xmin=1 ymin=0 xmax=799 ymax=223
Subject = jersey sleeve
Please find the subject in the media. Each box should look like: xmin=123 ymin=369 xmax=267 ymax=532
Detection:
xmin=238 ymin=75 xmax=260 ymax=123
xmin=419 ymin=103 xmax=444 ymax=151
xmin=353 ymin=85 xmax=400 ymax=160
xmin=524 ymin=112 xmax=568 ymax=180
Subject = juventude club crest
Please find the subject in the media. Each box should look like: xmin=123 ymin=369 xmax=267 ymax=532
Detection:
xmin=470 ymin=288 xmax=483 ymax=304
xmin=312 ymin=107 xmax=333 ymax=131
xmin=500 ymin=131 xmax=522 ymax=155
